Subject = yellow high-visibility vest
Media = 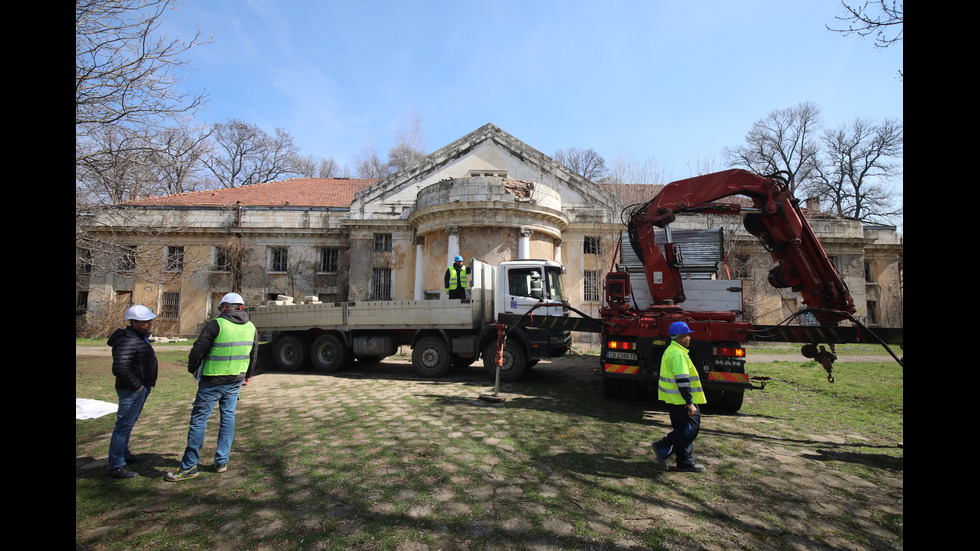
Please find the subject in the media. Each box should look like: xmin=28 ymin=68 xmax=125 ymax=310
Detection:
xmin=657 ymin=340 xmax=706 ymax=405
xmin=446 ymin=266 xmax=468 ymax=291
xmin=202 ymin=318 xmax=256 ymax=376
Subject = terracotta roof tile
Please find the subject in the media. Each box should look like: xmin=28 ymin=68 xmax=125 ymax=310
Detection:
xmin=126 ymin=178 xmax=377 ymax=208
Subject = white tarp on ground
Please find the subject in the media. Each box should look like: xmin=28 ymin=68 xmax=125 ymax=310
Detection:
xmin=76 ymin=398 xmax=117 ymax=420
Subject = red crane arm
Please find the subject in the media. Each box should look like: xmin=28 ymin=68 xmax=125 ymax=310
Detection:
xmin=628 ymin=169 xmax=855 ymax=324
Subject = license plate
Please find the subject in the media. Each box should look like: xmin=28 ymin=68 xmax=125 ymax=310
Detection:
xmin=606 ymin=351 xmax=637 ymax=361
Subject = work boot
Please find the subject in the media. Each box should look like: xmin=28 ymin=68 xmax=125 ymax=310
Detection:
xmin=651 ymin=442 xmax=672 ymax=469
xmin=164 ymin=465 xmax=200 ymax=482
xmin=108 ymin=467 xmax=138 ymax=479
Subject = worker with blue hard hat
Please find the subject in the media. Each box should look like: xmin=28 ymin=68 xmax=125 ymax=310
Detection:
xmin=445 ymin=255 xmax=468 ymax=299
xmin=652 ymin=319 xmax=708 ymax=473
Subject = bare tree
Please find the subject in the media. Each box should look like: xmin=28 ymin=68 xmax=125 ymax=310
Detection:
xmin=144 ymin=123 xmax=212 ymax=196
xmin=353 ymin=137 xmax=391 ymax=179
xmin=828 ymin=1 xmax=903 ymax=48
xmin=827 ymin=1 xmax=902 ymax=79
xmin=812 ymin=117 xmax=903 ymax=222
xmin=387 ymin=111 xmax=428 ymax=173
xmin=76 ymin=0 xmax=209 ymax=170
xmin=554 ymin=147 xmax=608 ymax=181
xmin=723 ymin=102 xmax=823 ymax=194
xmin=292 ymin=155 xmax=349 ymax=178
xmin=204 ymin=119 xmax=303 ymax=187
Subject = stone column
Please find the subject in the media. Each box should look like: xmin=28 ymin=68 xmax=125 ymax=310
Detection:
xmin=414 ymin=236 xmax=425 ymax=300
xmin=518 ymin=228 xmax=533 ymax=260
xmin=446 ymin=226 xmax=461 ymax=265
xmin=555 ymin=238 xmax=563 ymax=263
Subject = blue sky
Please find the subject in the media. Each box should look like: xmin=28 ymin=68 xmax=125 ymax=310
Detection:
xmin=159 ymin=0 xmax=903 ymax=182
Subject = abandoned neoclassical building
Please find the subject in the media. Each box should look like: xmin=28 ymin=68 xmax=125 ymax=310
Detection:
xmin=77 ymin=124 xmax=903 ymax=339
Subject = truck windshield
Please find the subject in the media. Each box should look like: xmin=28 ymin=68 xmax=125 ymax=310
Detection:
xmin=544 ymin=266 xmax=566 ymax=302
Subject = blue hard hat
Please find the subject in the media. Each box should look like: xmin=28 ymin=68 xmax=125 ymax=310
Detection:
xmin=668 ymin=321 xmax=692 ymax=336
xmin=454 ymin=255 xmax=463 ymax=262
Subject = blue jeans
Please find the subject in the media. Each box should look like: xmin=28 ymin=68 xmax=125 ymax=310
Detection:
xmin=108 ymin=386 xmax=151 ymax=470
xmin=180 ymin=380 xmax=243 ymax=470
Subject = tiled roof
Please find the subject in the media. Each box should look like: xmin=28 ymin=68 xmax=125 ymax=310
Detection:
xmin=126 ymin=178 xmax=377 ymax=208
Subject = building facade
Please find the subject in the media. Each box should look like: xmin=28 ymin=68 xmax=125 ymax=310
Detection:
xmin=77 ymin=124 xmax=903 ymax=339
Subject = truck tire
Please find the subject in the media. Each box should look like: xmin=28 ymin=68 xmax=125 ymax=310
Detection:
xmin=717 ymin=390 xmax=744 ymax=412
xmin=412 ymin=337 xmax=451 ymax=378
xmin=272 ymin=334 xmax=308 ymax=372
xmin=310 ymin=334 xmax=348 ymax=373
xmin=482 ymin=340 xmax=527 ymax=382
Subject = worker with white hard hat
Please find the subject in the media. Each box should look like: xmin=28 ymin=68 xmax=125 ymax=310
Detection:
xmin=166 ymin=292 xmax=257 ymax=482
xmin=106 ymin=305 xmax=159 ymax=479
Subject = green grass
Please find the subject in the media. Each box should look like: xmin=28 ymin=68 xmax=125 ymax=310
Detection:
xmin=77 ymin=345 xmax=902 ymax=550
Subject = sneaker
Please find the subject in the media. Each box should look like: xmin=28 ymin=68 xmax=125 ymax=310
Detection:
xmin=215 ymin=463 xmax=228 ymax=473
xmin=651 ymin=442 xmax=672 ymax=469
xmin=108 ymin=467 xmax=138 ymax=479
xmin=675 ymin=464 xmax=706 ymax=473
xmin=164 ymin=465 xmax=200 ymax=482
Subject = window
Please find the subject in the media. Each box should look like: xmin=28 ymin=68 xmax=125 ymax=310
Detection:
xmin=730 ymin=253 xmax=750 ymax=279
xmin=213 ymin=247 xmax=231 ymax=272
xmin=319 ymin=248 xmax=339 ymax=273
xmin=160 ymin=291 xmax=181 ymax=319
xmin=270 ymin=247 xmax=288 ymax=272
xmin=374 ymin=233 xmax=392 ymax=252
xmin=119 ymin=245 xmax=138 ymax=272
xmin=584 ymin=236 xmax=601 ymax=255
xmin=584 ymin=270 xmax=601 ymax=302
xmin=372 ymin=268 xmax=392 ymax=300
xmin=866 ymin=300 xmax=879 ymax=325
xmin=864 ymin=261 xmax=876 ymax=283
xmin=165 ymin=246 xmax=185 ymax=272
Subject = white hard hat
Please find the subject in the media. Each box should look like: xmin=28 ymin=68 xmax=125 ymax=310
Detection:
xmin=219 ymin=292 xmax=245 ymax=306
xmin=124 ymin=305 xmax=156 ymax=321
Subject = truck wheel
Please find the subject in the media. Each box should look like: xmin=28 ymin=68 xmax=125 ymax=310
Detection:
xmin=717 ymin=390 xmax=744 ymax=412
xmin=310 ymin=334 xmax=347 ymax=373
xmin=412 ymin=337 xmax=451 ymax=378
xmin=482 ymin=340 xmax=527 ymax=382
xmin=273 ymin=334 xmax=308 ymax=372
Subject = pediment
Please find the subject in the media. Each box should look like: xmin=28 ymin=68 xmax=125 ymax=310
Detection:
xmin=348 ymin=123 xmax=618 ymax=219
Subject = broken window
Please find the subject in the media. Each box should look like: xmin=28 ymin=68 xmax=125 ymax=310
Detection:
xmin=374 ymin=234 xmax=392 ymax=252
xmin=584 ymin=236 xmax=601 ymax=255
xmin=165 ymin=246 xmax=184 ymax=272
xmin=320 ymin=248 xmax=339 ymax=273
xmin=270 ymin=247 xmax=288 ymax=272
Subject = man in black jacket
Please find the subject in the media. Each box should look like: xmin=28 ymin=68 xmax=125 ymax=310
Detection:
xmin=106 ymin=305 xmax=159 ymax=479
xmin=166 ymin=293 xmax=257 ymax=482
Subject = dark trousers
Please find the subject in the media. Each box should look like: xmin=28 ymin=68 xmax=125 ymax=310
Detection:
xmin=657 ymin=403 xmax=701 ymax=468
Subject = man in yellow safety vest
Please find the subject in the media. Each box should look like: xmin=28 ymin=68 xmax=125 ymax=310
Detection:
xmin=652 ymin=321 xmax=707 ymax=473
xmin=444 ymin=255 xmax=468 ymax=299
xmin=166 ymin=293 xmax=257 ymax=482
